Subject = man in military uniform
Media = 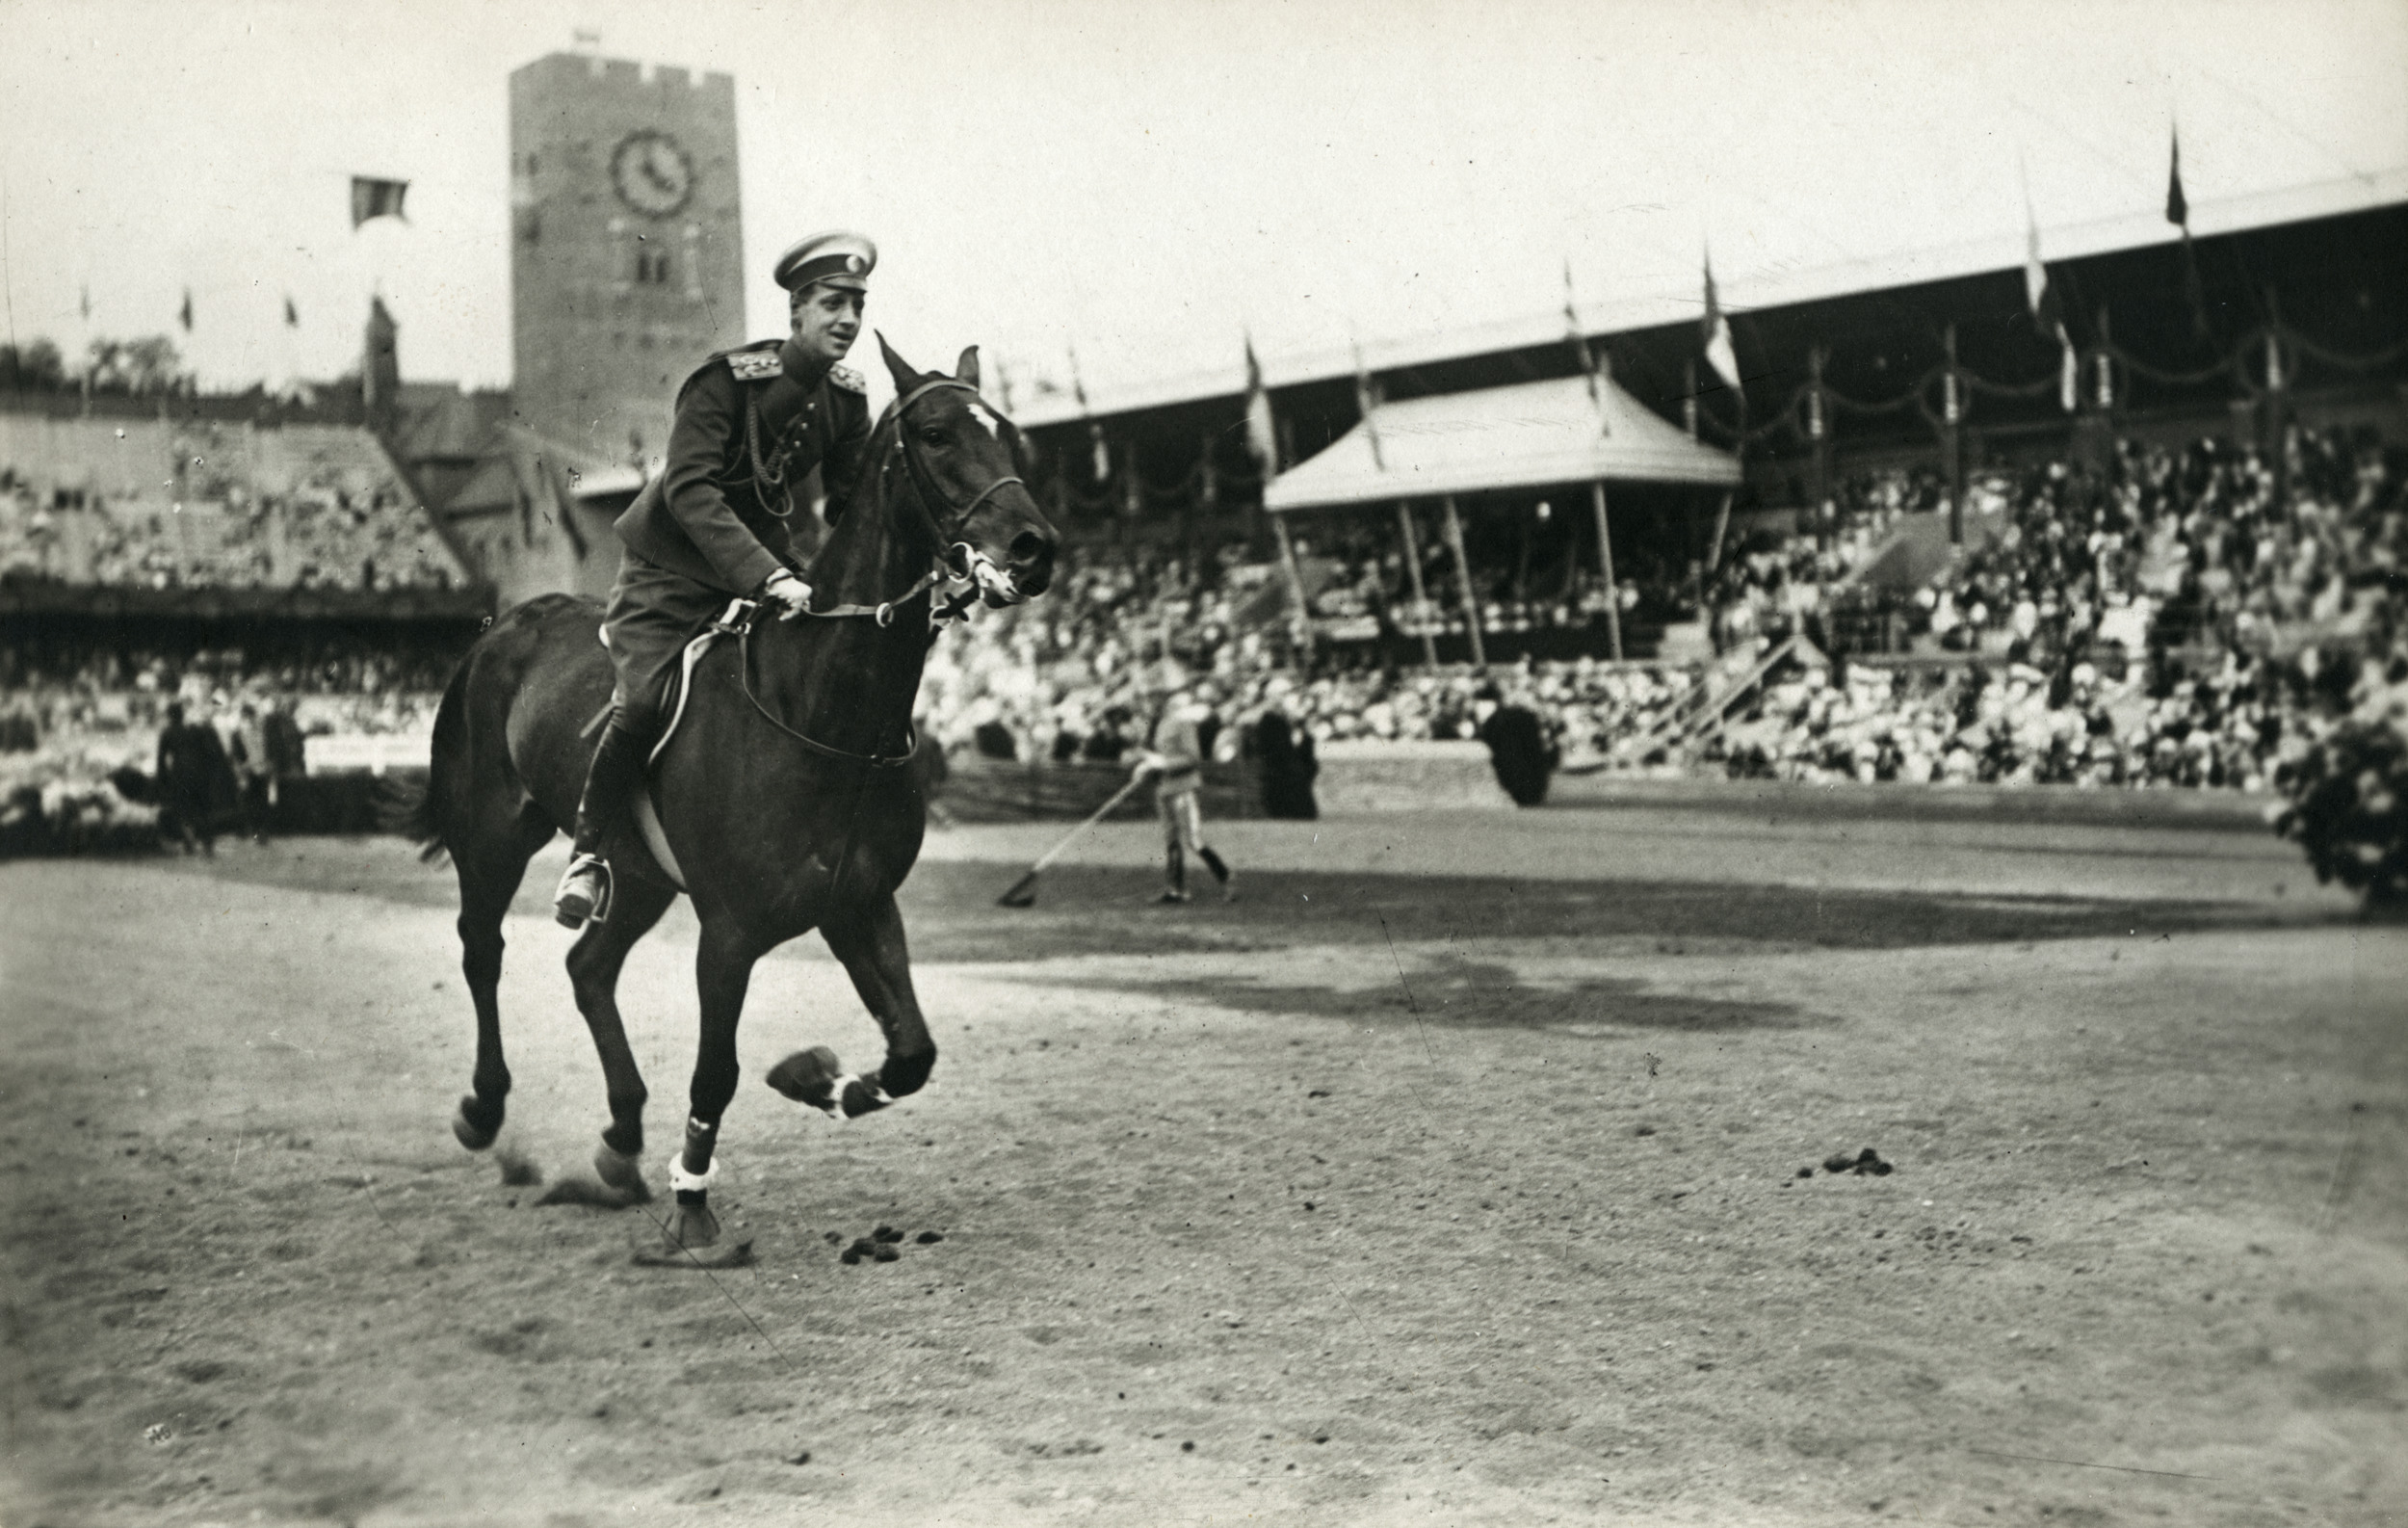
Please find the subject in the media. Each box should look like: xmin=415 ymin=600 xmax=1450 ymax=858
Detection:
xmin=553 ymin=231 xmax=879 ymax=928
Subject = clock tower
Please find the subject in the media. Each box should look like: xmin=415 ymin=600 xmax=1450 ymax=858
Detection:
xmin=509 ymin=52 xmax=746 ymax=463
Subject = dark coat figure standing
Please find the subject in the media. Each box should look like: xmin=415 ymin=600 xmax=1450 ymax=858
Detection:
xmin=155 ymin=701 xmax=237 ymax=855
xmin=1254 ymin=708 xmax=1320 ymax=820
xmin=554 ymin=231 xmax=879 ymax=928
xmin=1473 ymin=681 xmax=1556 ymax=807
xmin=264 ymin=701 xmax=307 ymax=782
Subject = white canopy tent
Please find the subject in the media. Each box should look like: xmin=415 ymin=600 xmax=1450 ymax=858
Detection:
xmin=1264 ymin=372 xmax=1740 ymax=513
xmin=1261 ymin=373 xmax=1740 ymax=664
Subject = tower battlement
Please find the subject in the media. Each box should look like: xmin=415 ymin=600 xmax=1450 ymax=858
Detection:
xmin=509 ymin=51 xmax=746 ymax=461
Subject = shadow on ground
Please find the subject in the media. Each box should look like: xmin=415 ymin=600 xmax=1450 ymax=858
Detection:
xmin=900 ymin=861 xmax=2328 ymax=963
xmin=1028 ymin=951 xmax=1821 ymax=1033
xmin=143 ymin=843 xmax=2336 ymax=964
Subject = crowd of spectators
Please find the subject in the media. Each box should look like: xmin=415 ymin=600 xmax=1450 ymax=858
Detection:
xmin=0 ymin=635 xmax=459 ymax=853
xmin=916 ymin=424 xmax=2404 ymax=801
xmin=6 ymin=418 xmax=2400 ymax=856
xmin=0 ymin=427 xmax=462 ymax=593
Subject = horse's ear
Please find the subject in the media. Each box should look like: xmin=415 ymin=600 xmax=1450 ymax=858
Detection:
xmin=875 ymin=331 xmax=919 ymax=396
xmin=954 ymin=346 xmax=982 ymax=391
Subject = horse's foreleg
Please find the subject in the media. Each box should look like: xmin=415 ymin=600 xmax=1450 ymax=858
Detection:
xmin=566 ymin=878 xmax=678 ymax=1199
xmin=666 ymin=921 xmax=759 ymax=1249
xmin=774 ymin=891 xmax=935 ymax=1121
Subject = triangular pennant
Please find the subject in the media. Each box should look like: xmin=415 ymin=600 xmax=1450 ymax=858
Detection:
xmin=1701 ymin=251 xmax=1742 ymax=396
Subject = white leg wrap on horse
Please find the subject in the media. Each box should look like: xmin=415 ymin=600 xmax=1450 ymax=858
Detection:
xmin=667 ymin=1155 xmax=720 ymax=1195
xmin=822 ymin=1075 xmax=895 ymax=1120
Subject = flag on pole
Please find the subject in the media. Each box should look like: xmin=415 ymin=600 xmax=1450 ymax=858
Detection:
xmin=350 ymin=176 xmax=409 ymax=228
xmin=1068 ymin=345 xmax=1108 ymax=483
xmin=1564 ymin=261 xmax=1610 ymax=432
xmin=178 ymin=290 xmax=194 ymax=332
xmin=2165 ymin=128 xmax=2189 ymax=228
xmin=2023 ymin=212 xmax=2065 ymax=336
xmin=283 ymin=296 xmax=300 ymax=328
xmin=1243 ymin=335 xmax=1278 ymax=476
xmin=2025 ymin=208 xmax=2079 ymax=412
xmin=1351 ymin=332 xmax=1385 ymax=471
xmin=1701 ymin=251 xmax=1741 ymax=397
xmin=2166 ymin=126 xmax=2211 ymax=339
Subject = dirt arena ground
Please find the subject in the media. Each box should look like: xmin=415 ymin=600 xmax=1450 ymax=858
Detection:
xmin=3 ymin=792 xmax=2402 ymax=1527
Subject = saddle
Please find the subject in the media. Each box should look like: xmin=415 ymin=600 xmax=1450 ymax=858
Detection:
xmin=579 ymin=597 xmax=761 ymax=891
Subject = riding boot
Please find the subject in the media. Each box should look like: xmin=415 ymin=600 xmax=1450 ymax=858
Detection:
xmin=1158 ymin=844 xmax=1190 ymax=904
xmin=555 ymin=718 xmax=651 ymax=929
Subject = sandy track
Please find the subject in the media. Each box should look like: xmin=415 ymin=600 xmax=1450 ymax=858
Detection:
xmin=2 ymin=806 xmax=2401 ymax=1526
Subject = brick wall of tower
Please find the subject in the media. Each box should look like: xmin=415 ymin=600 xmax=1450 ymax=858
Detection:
xmin=509 ymin=53 xmax=746 ymax=465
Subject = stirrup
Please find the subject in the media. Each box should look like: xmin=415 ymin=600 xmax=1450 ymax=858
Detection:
xmin=554 ymin=853 xmax=614 ymax=929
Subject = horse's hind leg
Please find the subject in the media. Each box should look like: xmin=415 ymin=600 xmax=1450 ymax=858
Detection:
xmin=566 ymin=876 xmax=677 ymax=1200
xmin=452 ymin=808 xmax=554 ymax=1150
xmin=772 ymin=891 xmax=936 ymax=1121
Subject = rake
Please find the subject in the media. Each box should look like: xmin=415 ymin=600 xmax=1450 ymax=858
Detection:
xmin=995 ymin=776 xmax=1146 ymax=907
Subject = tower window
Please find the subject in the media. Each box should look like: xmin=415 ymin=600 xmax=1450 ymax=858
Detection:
xmin=635 ymin=248 xmax=673 ymax=285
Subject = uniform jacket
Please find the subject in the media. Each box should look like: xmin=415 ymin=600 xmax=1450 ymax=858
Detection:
xmin=614 ymin=338 xmax=874 ymax=594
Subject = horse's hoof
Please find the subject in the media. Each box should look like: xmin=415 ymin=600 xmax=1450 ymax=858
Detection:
xmin=666 ymin=1197 xmax=720 ymax=1251
xmin=453 ymin=1098 xmax=499 ymax=1152
xmin=592 ymin=1144 xmax=653 ymax=1204
xmin=767 ymin=1046 xmax=843 ymax=1110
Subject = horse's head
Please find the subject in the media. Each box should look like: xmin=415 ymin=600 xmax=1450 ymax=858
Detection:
xmin=872 ymin=333 xmax=1058 ymax=607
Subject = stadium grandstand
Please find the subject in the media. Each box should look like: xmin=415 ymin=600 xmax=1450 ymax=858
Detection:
xmin=6 ymin=170 xmax=2404 ymax=855
xmin=0 ymin=303 xmax=493 ymax=853
xmin=917 ymin=182 xmax=2405 ymax=809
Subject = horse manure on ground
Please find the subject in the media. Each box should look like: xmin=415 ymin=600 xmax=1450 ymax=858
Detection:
xmin=1812 ymin=1147 xmax=1894 ymax=1176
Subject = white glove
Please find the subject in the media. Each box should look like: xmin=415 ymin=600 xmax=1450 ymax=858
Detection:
xmin=762 ymin=571 xmax=813 ymax=621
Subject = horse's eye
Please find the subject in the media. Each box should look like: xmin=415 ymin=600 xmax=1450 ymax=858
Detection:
xmin=919 ymin=427 xmax=947 ymax=446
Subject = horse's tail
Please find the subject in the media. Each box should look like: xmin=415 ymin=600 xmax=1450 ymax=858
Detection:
xmin=378 ymin=656 xmax=475 ymax=863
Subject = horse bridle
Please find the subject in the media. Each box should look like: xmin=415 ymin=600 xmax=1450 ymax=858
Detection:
xmin=734 ymin=375 xmax=1031 ymax=768
xmin=786 ymin=376 xmax=1029 ymax=628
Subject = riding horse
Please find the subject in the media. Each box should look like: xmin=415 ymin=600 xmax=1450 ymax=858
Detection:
xmin=396 ymin=336 xmax=1057 ymax=1250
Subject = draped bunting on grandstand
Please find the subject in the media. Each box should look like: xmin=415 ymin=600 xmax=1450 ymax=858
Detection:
xmin=1263 ymin=372 xmax=1741 ymax=514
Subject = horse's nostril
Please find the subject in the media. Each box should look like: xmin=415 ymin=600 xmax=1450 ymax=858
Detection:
xmin=1009 ymin=532 xmax=1052 ymax=566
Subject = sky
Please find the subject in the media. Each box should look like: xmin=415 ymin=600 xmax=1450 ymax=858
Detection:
xmin=1 ymin=0 xmax=2402 ymax=408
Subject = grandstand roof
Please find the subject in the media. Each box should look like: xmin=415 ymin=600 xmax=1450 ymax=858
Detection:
xmin=1020 ymin=171 xmax=2408 ymax=430
xmin=1263 ymin=373 xmax=1740 ymax=514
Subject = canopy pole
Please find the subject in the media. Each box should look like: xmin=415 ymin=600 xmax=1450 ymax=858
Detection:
xmin=1705 ymin=490 xmax=1734 ymax=574
xmin=1272 ymin=513 xmax=1314 ymax=667
xmin=1441 ymin=494 xmax=1486 ymax=670
xmin=1395 ymin=502 xmax=1438 ymax=669
xmin=1590 ymin=481 xmax=1622 ymax=662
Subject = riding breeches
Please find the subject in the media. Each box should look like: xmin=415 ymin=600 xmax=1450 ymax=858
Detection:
xmin=602 ymin=549 xmax=743 ymax=737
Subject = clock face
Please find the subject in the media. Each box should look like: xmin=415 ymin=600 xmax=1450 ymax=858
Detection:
xmin=611 ymin=130 xmax=694 ymax=218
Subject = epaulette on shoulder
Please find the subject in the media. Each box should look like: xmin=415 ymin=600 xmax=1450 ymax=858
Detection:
xmin=725 ymin=348 xmax=784 ymax=382
xmin=828 ymin=364 xmax=867 ymax=394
